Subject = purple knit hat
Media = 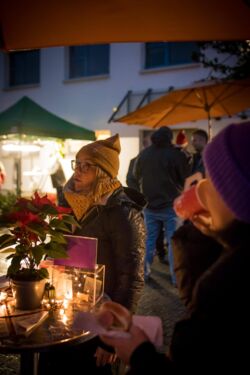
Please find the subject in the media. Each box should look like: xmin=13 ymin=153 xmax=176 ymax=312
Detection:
xmin=203 ymin=121 xmax=250 ymax=224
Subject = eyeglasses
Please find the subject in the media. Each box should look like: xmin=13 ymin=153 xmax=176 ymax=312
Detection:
xmin=71 ymin=160 xmax=96 ymax=173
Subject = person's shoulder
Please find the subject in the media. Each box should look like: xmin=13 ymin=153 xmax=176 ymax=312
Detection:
xmin=138 ymin=145 xmax=154 ymax=157
xmin=167 ymin=145 xmax=188 ymax=161
xmin=107 ymin=187 xmax=147 ymax=210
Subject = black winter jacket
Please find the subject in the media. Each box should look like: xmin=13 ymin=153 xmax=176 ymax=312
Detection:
xmin=127 ymin=222 xmax=250 ymax=374
xmin=134 ymin=144 xmax=189 ymax=209
xmin=74 ymin=187 xmax=146 ymax=312
xmin=172 ymin=222 xmax=222 ymax=309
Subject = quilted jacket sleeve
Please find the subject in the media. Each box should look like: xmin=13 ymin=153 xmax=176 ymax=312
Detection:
xmin=104 ymin=203 xmax=145 ymax=312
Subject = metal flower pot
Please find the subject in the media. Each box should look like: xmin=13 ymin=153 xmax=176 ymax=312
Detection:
xmin=12 ymin=279 xmax=46 ymax=310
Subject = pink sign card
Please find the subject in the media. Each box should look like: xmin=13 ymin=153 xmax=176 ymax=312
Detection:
xmin=54 ymin=235 xmax=97 ymax=270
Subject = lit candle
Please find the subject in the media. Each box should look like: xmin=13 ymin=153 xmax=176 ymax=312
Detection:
xmin=76 ymin=292 xmax=89 ymax=302
xmin=61 ymin=314 xmax=68 ymax=325
xmin=0 ymin=304 xmax=6 ymax=315
xmin=0 ymin=292 xmax=7 ymax=302
xmin=63 ymin=299 xmax=69 ymax=309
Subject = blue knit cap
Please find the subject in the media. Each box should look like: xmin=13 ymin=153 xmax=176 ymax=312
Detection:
xmin=203 ymin=121 xmax=250 ymax=224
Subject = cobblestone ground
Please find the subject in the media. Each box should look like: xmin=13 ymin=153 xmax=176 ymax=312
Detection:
xmin=0 ymin=258 xmax=186 ymax=374
xmin=136 ymin=257 xmax=187 ymax=351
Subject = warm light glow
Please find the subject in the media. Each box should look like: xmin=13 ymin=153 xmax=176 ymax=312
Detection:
xmin=65 ymin=279 xmax=73 ymax=299
xmin=0 ymin=292 xmax=7 ymax=302
xmin=23 ymin=170 xmax=44 ymax=176
xmin=2 ymin=143 xmax=41 ymax=153
xmin=76 ymin=291 xmax=89 ymax=302
xmin=63 ymin=299 xmax=69 ymax=309
xmin=95 ymin=130 xmax=111 ymax=140
xmin=65 ymin=289 xmax=73 ymax=300
xmin=61 ymin=314 xmax=68 ymax=324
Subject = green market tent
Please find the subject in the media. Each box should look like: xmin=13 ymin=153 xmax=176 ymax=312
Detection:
xmin=0 ymin=96 xmax=95 ymax=195
xmin=0 ymin=96 xmax=95 ymax=141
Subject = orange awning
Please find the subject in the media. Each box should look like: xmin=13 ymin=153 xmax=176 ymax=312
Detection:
xmin=115 ymin=79 xmax=250 ymax=139
xmin=1 ymin=0 xmax=250 ymax=51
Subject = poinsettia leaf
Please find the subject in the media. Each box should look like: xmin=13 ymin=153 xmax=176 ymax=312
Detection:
xmin=0 ymin=191 xmax=82 ymax=278
xmin=48 ymin=230 xmax=67 ymax=244
xmin=7 ymin=255 xmax=23 ymax=276
xmin=45 ymin=243 xmax=68 ymax=258
xmin=31 ymin=245 xmax=46 ymax=265
xmin=0 ymin=247 xmax=16 ymax=254
xmin=38 ymin=267 xmax=49 ymax=279
xmin=21 ymin=201 xmax=41 ymax=215
xmin=49 ymin=219 xmax=72 ymax=232
xmin=41 ymin=205 xmax=58 ymax=215
xmin=6 ymin=253 xmax=15 ymax=259
xmin=0 ymin=234 xmax=16 ymax=249
xmin=10 ymin=268 xmax=49 ymax=281
xmin=55 ymin=223 xmax=73 ymax=233
xmin=27 ymin=221 xmax=46 ymax=231
xmin=62 ymin=215 xmax=81 ymax=227
xmin=26 ymin=223 xmax=47 ymax=241
xmin=49 ymin=218 xmax=61 ymax=227
xmin=15 ymin=245 xmax=29 ymax=255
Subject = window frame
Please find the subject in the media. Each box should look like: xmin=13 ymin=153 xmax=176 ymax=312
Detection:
xmin=67 ymin=44 xmax=110 ymax=80
xmin=143 ymin=42 xmax=199 ymax=71
xmin=6 ymin=49 xmax=40 ymax=88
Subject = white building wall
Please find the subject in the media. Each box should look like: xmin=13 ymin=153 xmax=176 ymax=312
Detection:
xmin=0 ymin=43 xmax=242 ymax=194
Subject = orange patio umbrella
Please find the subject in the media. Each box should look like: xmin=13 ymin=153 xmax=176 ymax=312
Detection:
xmin=0 ymin=0 xmax=250 ymax=51
xmin=115 ymin=79 xmax=250 ymax=139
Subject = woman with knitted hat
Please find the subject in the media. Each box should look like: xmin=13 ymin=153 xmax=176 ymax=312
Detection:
xmin=39 ymin=134 xmax=146 ymax=375
xmin=98 ymin=122 xmax=250 ymax=374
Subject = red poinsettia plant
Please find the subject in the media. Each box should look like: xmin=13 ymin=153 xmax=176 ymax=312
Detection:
xmin=0 ymin=192 xmax=78 ymax=281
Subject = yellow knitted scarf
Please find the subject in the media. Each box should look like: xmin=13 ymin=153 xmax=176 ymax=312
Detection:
xmin=64 ymin=177 xmax=121 ymax=221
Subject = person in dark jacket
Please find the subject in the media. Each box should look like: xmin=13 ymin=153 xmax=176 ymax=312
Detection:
xmin=126 ymin=155 xmax=168 ymax=264
xmin=172 ymin=221 xmax=222 ymax=309
xmin=99 ymin=121 xmax=250 ymax=374
xmin=50 ymin=160 xmax=66 ymax=204
xmin=134 ymin=126 xmax=189 ymax=284
xmin=39 ymin=134 xmax=146 ymax=375
xmin=126 ymin=156 xmax=140 ymax=191
xmin=190 ymin=129 xmax=208 ymax=176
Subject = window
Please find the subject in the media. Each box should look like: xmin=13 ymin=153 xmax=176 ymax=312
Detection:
xmin=69 ymin=44 xmax=110 ymax=79
xmin=144 ymin=42 xmax=199 ymax=69
xmin=8 ymin=50 xmax=40 ymax=87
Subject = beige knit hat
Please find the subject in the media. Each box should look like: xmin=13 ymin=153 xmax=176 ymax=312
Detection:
xmin=76 ymin=134 xmax=121 ymax=178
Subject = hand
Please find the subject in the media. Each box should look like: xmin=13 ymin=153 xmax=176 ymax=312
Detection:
xmin=94 ymin=347 xmax=117 ymax=367
xmin=191 ymin=212 xmax=215 ymax=238
xmin=96 ymin=310 xmax=114 ymax=328
xmin=100 ymin=324 xmax=149 ymax=365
